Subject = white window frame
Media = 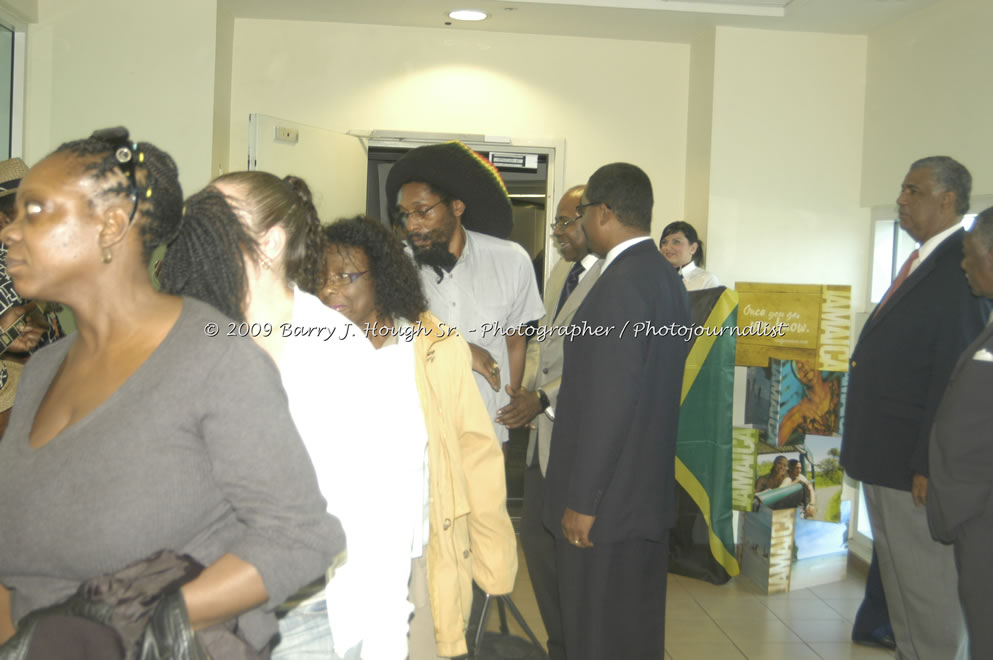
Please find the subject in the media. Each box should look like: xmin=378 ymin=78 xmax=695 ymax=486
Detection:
xmin=0 ymin=6 xmax=27 ymax=159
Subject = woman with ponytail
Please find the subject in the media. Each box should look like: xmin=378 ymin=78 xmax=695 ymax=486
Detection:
xmin=0 ymin=129 xmax=342 ymax=657
xmin=159 ymin=172 xmax=403 ymax=660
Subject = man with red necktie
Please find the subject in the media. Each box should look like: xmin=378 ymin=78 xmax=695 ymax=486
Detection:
xmin=841 ymin=156 xmax=991 ymax=659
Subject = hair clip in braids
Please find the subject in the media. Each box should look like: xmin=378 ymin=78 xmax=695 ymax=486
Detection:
xmin=90 ymin=127 xmax=140 ymax=224
xmin=114 ymin=146 xmax=132 ymax=167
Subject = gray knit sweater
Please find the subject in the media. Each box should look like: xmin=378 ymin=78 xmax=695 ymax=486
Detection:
xmin=0 ymin=298 xmax=345 ymax=650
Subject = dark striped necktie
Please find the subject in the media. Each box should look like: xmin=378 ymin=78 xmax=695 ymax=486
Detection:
xmin=555 ymin=261 xmax=586 ymax=318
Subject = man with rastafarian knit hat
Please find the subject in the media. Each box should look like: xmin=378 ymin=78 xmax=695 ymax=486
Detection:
xmin=387 ymin=141 xmax=544 ymax=447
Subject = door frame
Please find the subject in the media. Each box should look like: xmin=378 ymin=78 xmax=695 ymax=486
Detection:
xmin=359 ymin=131 xmax=565 ymax=286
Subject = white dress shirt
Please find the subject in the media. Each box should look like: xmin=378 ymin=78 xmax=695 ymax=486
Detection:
xmin=602 ymin=235 xmax=654 ymax=272
xmin=678 ymin=261 xmax=720 ymax=291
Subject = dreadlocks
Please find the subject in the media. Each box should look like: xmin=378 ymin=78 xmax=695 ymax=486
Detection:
xmin=158 ymin=187 xmax=256 ymax=322
xmin=54 ymin=128 xmax=183 ymax=263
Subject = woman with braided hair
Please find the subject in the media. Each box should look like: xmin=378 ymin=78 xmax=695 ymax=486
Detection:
xmin=158 ymin=171 xmax=382 ymax=659
xmin=0 ymin=128 xmax=343 ymax=657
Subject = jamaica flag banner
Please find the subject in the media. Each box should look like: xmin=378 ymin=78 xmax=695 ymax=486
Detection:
xmin=669 ymin=286 xmax=740 ymax=584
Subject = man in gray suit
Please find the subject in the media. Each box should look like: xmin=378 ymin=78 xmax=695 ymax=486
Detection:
xmin=928 ymin=205 xmax=993 ymax=659
xmin=497 ymin=184 xmax=602 ymax=660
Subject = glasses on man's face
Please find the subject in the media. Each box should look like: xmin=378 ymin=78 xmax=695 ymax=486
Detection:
xmin=575 ymin=200 xmax=603 ymax=218
xmin=551 ymin=215 xmax=581 ymax=233
xmin=91 ymin=127 xmax=139 ymax=224
xmin=324 ymin=271 xmax=368 ymax=291
xmin=395 ymin=200 xmax=445 ymax=227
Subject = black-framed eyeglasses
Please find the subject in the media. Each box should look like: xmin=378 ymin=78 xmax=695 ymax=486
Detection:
xmin=324 ymin=271 xmax=368 ymax=290
xmin=395 ymin=200 xmax=445 ymax=227
xmin=575 ymin=200 xmax=607 ymax=218
xmin=551 ymin=215 xmax=581 ymax=232
xmin=91 ymin=127 xmax=139 ymax=224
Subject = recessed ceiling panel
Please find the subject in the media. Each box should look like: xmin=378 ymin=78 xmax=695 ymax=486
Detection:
xmin=502 ymin=0 xmax=791 ymax=18
xmin=226 ymin=0 xmax=943 ymax=43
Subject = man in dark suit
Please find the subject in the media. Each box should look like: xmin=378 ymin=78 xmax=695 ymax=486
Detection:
xmin=543 ymin=163 xmax=689 ymax=660
xmin=928 ymin=205 xmax=993 ymax=659
xmin=841 ymin=156 xmax=990 ymax=659
xmin=497 ymin=184 xmax=603 ymax=660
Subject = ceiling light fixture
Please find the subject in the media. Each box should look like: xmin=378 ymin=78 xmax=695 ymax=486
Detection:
xmin=448 ymin=9 xmax=489 ymax=21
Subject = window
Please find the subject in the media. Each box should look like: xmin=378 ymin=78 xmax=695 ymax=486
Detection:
xmin=0 ymin=22 xmax=13 ymax=159
xmin=869 ymin=213 xmax=978 ymax=303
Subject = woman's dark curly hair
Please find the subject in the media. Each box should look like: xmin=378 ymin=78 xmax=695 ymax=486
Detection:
xmin=53 ymin=127 xmax=183 ymax=264
xmin=322 ymin=216 xmax=428 ymax=323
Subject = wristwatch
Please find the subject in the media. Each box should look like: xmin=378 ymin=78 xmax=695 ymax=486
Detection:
xmin=536 ymin=389 xmax=550 ymax=412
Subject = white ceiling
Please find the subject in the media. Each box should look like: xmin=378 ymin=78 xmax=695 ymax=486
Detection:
xmin=226 ymin=0 xmax=941 ymax=43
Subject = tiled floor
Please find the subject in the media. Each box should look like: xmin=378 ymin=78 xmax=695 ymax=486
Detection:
xmin=488 ymin=544 xmax=896 ymax=660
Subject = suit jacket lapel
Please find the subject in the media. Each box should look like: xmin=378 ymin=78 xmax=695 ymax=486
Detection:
xmin=950 ymin=319 xmax=993 ymax=379
xmin=542 ymin=260 xmax=570 ymax=323
xmin=553 ymin=260 xmax=603 ymax=325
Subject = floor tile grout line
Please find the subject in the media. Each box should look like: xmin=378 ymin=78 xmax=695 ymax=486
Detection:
xmin=749 ymin=588 xmax=835 ymax=659
xmin=682 ymin=579 xmax=763 ymax=659
xmin=666 ymin=575 xmax=888 ymax=659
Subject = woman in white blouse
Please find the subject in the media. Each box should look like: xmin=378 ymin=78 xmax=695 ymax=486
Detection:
xmin=659 ymin=221 xmax=720 ymax=291
xmin=159 ymin=172 xmax=375 ymax=659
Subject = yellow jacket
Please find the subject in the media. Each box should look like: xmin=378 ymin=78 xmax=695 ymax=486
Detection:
xmin=412 ymin=312 xmax=518 ymax=657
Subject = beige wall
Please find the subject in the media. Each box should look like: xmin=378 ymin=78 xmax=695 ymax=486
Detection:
xmin=20 ymin=4 xmax=987 ymax=315
xmin=706 ymin=27 xmax=871 ymax=309
xmin=861 ymin=0 xmax=993 ymax=209
xmin=683 ymin=27 xmax=716 ymax=240
xmin=212 ymin=1 xmax=234 ymax=178
xmin=24 ymin=0 xmax=218 ymax=196
xmin=228 ymin=19 xmax=690 ymax=236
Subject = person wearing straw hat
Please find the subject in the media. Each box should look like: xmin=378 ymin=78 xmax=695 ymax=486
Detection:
xmin=386 ymin=141 xmax=544 ymax=448
xmin=0 ymin=158 xmax=62 ymax=422
xmin=0 ymin=359 xmax=22 ymax=436
xmin=0 ymin=157 xmax=29 ymax=217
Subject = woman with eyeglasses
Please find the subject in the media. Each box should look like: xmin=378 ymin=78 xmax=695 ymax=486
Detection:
xmin=0 ymin=129 xmax=343 ymax=656
xmin=320 ymin=215 xmax=517 ymax=660
xmin=159 ymin=172 xmax=392 ymax=660
xmin=658 ymin=220 xmax=719 ymax=291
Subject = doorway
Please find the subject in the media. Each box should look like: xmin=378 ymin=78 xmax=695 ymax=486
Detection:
xmin=249 ymin=116 xmax=564 ymax=521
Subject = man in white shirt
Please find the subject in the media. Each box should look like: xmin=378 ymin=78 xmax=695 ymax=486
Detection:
xmin=787 ymin=459 xmax=816 ymax=518
xmin=386 ymin=142 xmax=544 ymax=446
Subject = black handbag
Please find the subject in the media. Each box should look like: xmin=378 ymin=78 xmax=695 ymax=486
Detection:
xmin=468 ymin=594 xmax=549 ymax=660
